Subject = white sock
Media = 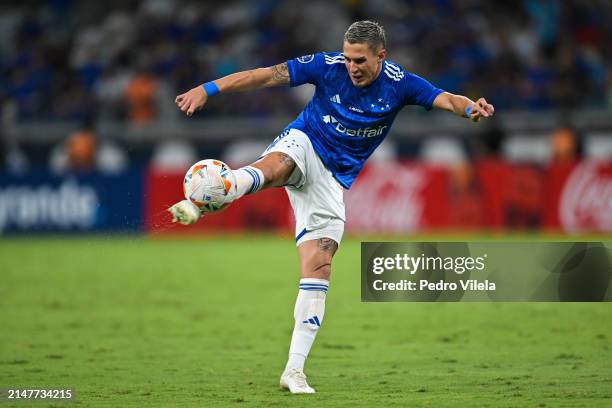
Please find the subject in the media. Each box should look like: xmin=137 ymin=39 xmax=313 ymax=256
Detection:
xmin=233 ymin=166 xmax=264 ymax=199
xmin=285 ymin=278 xmax=329 ymax=372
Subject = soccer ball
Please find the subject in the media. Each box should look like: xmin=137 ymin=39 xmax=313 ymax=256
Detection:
xmin=183 ymin=159 xmax=237 ymax=213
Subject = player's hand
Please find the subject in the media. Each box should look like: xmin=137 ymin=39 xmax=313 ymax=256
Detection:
xmin=175 ymin=86 xmax=208 ymax=117
xmin=469 ymin=97 xmax=495 ymax=122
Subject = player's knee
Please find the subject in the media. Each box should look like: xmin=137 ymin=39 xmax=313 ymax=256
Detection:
xmin=316 ymin=263 xmax=332 ymax=280
xmin=261 ymin=167 xmax=284 ymax=186
xmin=253 ymin=152 xmax=295 ymax=187
xmin=298 ymin=237 xmax=338 ymax=280
xmin=304 ymin=263 xmax=332 ymax=280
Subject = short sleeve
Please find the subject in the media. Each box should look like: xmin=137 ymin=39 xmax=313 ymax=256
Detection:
xmin=286 ymin=53 xmax=326 ymax=87
xmin=401 ymin=72 xmax=444 ymax=110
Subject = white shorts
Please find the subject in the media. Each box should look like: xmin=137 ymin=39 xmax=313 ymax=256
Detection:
xmin=262 ymin=128 xmax=345 ymax=246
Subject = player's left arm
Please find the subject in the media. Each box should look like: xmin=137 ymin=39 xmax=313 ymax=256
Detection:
xmin=432 ymin=92 xmax=495 ymax=122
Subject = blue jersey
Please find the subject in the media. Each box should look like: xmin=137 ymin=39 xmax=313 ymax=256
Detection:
xmin=285 ymin=52 xmax=444 ymax=189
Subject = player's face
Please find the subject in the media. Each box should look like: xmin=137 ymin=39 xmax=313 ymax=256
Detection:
xmin=343 ymin=41 xmax=385 ymax=87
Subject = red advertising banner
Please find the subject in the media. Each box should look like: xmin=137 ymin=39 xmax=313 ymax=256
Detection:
xmin=542 ymin=162 xmax=576 ymax=229
xmin=344 ymin=163 xmax=449 ymax=232
xmin=144 ymin=160 xmax=612 ymax=235
xmin=554 ymin=161 xmax=612 ymax=232
xmin=472 ymin=160 xmax=612 ymax=232
xmin=474 ymin=160 xmax=546 ymax=230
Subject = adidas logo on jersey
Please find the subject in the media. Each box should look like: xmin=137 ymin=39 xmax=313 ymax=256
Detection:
xmin=322 ymin=115 xmax=338 ymax=124
xmin=383 ymin=61 xmax=404 ymax=81
xmin=322 ymin=114 xmax=387 ymax=138
xmin=330 ymin=94 xmax=341 ymax=104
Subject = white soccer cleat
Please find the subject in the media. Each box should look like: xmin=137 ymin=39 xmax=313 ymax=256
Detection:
xmin=168 ymin=199 xmax=201 ymax=225
xmin=280 ymin=368 xmax=316 ymax=394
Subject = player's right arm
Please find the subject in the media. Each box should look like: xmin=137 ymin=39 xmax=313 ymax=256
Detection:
xmin=175 ymin=63 xmax=290 ymax=117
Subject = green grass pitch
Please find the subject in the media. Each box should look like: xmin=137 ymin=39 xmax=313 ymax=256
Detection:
xmin=1 ymin=235 xmax=611 ymax=407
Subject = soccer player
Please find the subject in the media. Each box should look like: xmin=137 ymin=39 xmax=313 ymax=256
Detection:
xmin=170 ymin=20 xmax=494 ymax=393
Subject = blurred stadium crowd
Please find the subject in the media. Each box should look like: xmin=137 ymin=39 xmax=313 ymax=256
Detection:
xmin=0 ymin=0 xmax=611 ymax=175
xmin=1 ymin=0 xmax=611 ymax=123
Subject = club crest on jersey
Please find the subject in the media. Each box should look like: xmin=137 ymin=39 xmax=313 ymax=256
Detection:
xmin=297 ymin=54 xmax=314 ymax=63
xmin=322 ymin=114 xmax=386 ymax=138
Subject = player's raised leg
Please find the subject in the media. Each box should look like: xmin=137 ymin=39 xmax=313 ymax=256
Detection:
xmin=168 ymin=152 xmax=296 ymax=224
xmin=280 ymin=237 xmax=338 ymax=394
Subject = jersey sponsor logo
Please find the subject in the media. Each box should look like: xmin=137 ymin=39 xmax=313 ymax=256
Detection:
xmin=383 ymin=61 xmax=404 ymax=81
xmin=324 ymin=54 xmax=345 ymax=64
xmin=330 ymin=94 xmax=341 ymax=104
xmin=322 ymin=114 xmax=387 ymax=138
xmin=297 ymin=54 xmax=315 ymax=63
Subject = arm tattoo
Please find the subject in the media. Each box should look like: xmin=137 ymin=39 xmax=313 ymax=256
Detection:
xmin=318 ymin=238 xmax=338 ymax=253
xmin=270 ymin=63 xmax=290 ymax=86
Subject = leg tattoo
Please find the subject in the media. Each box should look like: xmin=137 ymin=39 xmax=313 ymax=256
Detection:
xmin=278 ymin=152 xmax=295 ymax=169
xmin=318 ymin=238 xmax=338 ymax=253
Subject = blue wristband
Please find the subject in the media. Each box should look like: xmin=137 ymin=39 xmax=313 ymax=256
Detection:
xmin=465 ymin=104 xmax=472 ymax=118
xmin=202 ymin=81 xmax=220 ymax=97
